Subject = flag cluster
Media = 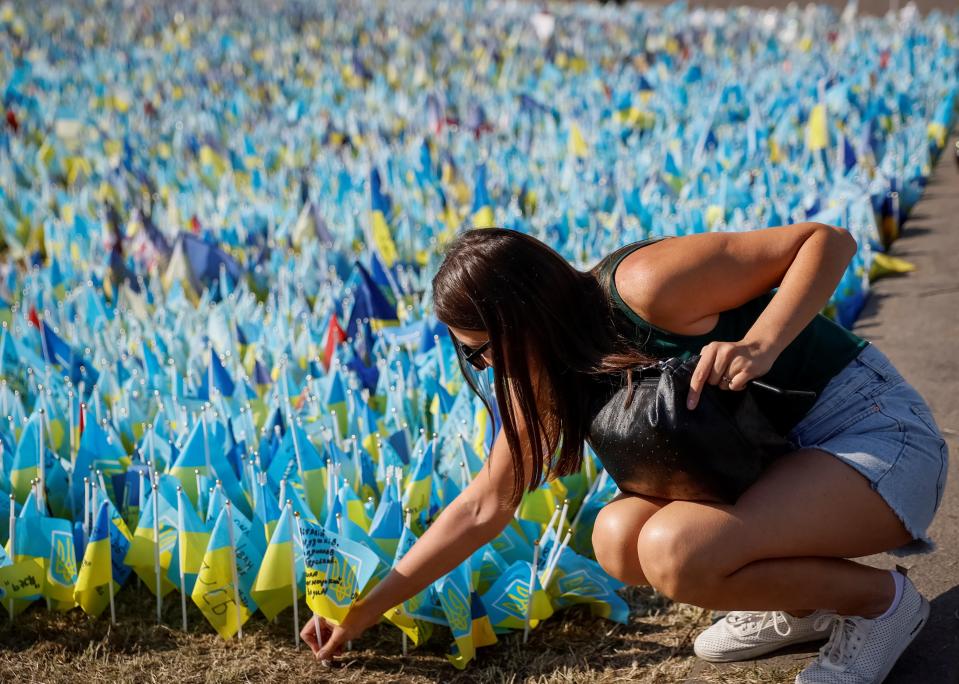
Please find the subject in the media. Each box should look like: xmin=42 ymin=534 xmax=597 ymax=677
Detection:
xmin=1 ymin=0 xmax=957 ymax=669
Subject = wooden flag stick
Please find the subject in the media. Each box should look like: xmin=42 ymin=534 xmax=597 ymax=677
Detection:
xmin=568 ymin=471 xmax=604 ymax=536
xmin=290 ymin=506 xmax=300 ymax=649
xmin=152 ymin=480 xmax=162 ymax=624
xmin=224 ymin=501 xmax=243 ymax=639
xmin=107 ymin=532 xmax=117 ymax=626
xmin=194 ymin=469 xmax=203 ymax=518
xmin=37 ymin=408 xmax=46 ymax=513
xmin=523 ymin=541 xmax=540 ymax=645
xmin=538 ymin=505 xmax=561 ymax=547
xmin=201 ymin=410 xmax=211 ymax=473
xmin=542 ymin=530 xmax=573 ymax=588
xmin=7 ymin=494 xmax=14 ymax=621
xmin=176 ymin=486 xmax=188 ymax=632
xmin=82 ymin=477 xmax=91 ymax=545
xmin=137 ymin=469 xmax=146 ymax=528
xmin=555 ymin=499 xmax=569 ymax=540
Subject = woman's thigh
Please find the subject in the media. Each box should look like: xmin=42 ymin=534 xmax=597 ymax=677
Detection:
xmin=637 ymin=448 xmax=914 ymax=582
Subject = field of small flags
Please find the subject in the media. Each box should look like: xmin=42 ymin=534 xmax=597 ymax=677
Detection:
xmin=0 ymin=0 xmax=956 ymax=679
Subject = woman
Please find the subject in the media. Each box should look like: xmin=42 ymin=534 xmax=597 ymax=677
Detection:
xmin=303 ymin=225 xmax=949 ymax=683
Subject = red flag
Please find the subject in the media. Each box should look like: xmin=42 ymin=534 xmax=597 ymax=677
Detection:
xmin=5 ymin=109 xmax=18 ymax=133
xmin=323 ymin=313 xmax=347 ymax=370
xmin=27 ymin=306 xmax=40 ymax=329
xmin=79 ymin=402 xmax=86 ymax=436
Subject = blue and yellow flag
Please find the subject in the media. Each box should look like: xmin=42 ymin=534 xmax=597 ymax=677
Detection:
xmin=0 ymin=534 xmax=45 ymax=617
xmin=250 ymin=504 xmax=303 ymax=620
xmin=370 ymin=168 xmax=399 ymax=267
xmin=546 ymin=550 xmax=629 ymax=625
xmin=483 ymin=559 xmax=553 ymax=631
xmin=10 ymin=412 xmax=42 ymax=504
xmin=402 ymin=439 xmax=434 ymax=514
xmin=436 ymin=563 xmax=497 ymax=669
xmin=124 ymin=481 xmax=178 ymax=596
xmin=191 ymin=506 xmax=259 ymax=639
xmin=471 ymin=165 xmax=495 ymax=229
xmin=74 ymin=500 xmax=118 ymax=617
xmin=300 ymin=517 xmax=381 ymax=626
xmin=167 ymin=487 xmax=210 ymax=595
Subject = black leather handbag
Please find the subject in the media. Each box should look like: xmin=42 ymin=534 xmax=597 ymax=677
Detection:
xmin=587 ymin=356 xmax=806 ymax=504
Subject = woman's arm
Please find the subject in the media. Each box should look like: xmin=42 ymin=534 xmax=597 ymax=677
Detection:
xmin=615 ymin=222 xmax=858 ymax=408
xmin=306 ymin=391 xmax=540 ymax=661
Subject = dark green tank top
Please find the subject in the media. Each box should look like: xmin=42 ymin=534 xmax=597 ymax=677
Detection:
xmin=600 ymin=238 xmax=869 ymax=432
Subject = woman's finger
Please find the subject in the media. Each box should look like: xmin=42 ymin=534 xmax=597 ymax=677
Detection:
xmin=688 ymin=346 xmax=717 ymax=410
xmin=301 ymin=620 xmax=320 ymax=654
xmin=317 ymin=627 xmax=346 ymax=664
xmin=707 ymin=346 xmax=733 ymax=387
xmin=725 ymin=357 xmax=752 ymax=391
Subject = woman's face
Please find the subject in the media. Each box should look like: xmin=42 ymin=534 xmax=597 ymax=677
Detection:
xmin=447 ymin=323 xmax=553 ymax=409
xmin=446 ymin=325 xmax=493 ymax=369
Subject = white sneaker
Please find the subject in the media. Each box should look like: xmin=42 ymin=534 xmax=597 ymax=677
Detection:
xmin=795 ymin=575 xmax=930 ymax=683
xmin=694 ymin=609 xmax=836 ymax=662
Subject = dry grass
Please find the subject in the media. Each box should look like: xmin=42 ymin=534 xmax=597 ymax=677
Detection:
xmin=0 ymin=585 xmax=808 ymax=683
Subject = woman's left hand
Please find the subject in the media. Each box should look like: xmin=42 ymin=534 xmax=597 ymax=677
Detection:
xmin=686 ymin=338 xmax=780 ymax=410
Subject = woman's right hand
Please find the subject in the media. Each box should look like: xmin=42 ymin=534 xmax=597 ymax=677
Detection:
xmin=301 ymin=603 xmax=379 ymax=665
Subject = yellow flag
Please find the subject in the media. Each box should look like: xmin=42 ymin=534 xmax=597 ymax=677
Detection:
xmin=869 ymin=252 xmax=915 ymax=281
xmin=806 ymin=104 xmax=829 ymax=152
xmin=568 ymin=123 xmax=589 ymax=159
xmin=371 ymin=210 xmax=399 ymax=267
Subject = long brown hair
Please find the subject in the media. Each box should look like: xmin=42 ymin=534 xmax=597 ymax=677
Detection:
xmin=431 ymin=228 xmax=654 ymax=506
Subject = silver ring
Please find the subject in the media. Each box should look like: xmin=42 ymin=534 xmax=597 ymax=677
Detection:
xmin=721 ymin=374 xmax=731 ymax=384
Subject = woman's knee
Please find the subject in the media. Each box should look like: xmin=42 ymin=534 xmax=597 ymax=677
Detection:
xmin=591 ymin=501 xmax=655 ymax=586
xmin=636 ymin=510 xmax=727 ymax=605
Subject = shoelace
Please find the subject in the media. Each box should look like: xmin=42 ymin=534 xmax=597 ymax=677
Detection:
xmin=812 ymin=613 xmax=871 ymax=671
xmin=725 ymin=610 xmax=794 ymax=637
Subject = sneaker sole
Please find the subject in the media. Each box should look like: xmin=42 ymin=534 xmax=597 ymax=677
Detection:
xmin=874 ymin=595 xmax=930 ymax=684
xmin=695 ymin=629 xmax=832 ymax=663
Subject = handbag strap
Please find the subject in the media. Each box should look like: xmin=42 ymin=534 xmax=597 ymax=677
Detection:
xmin=640 ymin=356 xmax=818 ymax=399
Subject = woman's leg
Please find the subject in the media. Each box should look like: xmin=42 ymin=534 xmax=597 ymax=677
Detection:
xmin=591 ymin=491 xmax=670 ymax=586
xmin=634 ymin=448 xmax=914 ymax=617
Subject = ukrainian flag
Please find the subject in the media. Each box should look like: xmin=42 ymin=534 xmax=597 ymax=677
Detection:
xmin=74 ymin=500 xmax=117 ymax=617
xmin=2 ymin=501 xmax=47 ymax=617
xmin=436 ymin=564 xmax=496 ymax=669
xmin=301 ymin=517 xmax=381 ymax=626
xmin=518 ymin=477 xmax=568 ymax=527
xmin=252 ymin=476 xmax=282 ymax=548
xmin=337 ymin=480 xmax=372 ymax=533
xmin=191 ymin=506 xmax=258 ymax=639
xmin=169 ymin=418 xmax=212 ymax=506
xmin=547 ymin=551 xmax=629 ymax=625
xmin=34 ymin=515 xmax=77 ymax=610
xmin=167 ymin=487 xmax=210 ymax=595
xmin=368 ymin=485 xmax=403 ymax=558
xmin=124 ymin=481 xmax=178 ymax=596
xmin=402 ymin=439 xmax=434 ymax=514
xmin=370 ymin=168 xmax=399 ymax=268
xmin=483 ymin=560 xmax=554 ymax=631
xmin=10 ymin=412 xmax=41 ymax=505
xmin=471 ymin=165 xmax=495 ymax=229
xmin=0 ymin=553 xmax=45 ymax=617
xmin=250 ymin=504 xmax=302 ymax=621
xmin=806 ymin=103 xmax=829 ymax=152
xmin=568 ymin=122 xmax=589 ymax=159
xmin=346 ymin=263 xmax=399 ymax=336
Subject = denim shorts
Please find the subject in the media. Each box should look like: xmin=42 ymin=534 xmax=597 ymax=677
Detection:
xmin=786 ymin=343 xmax=949 ymax=555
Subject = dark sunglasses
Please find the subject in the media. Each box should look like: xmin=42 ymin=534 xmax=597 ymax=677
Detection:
xmin=457 ymin=339 xmax=491 ymax=371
